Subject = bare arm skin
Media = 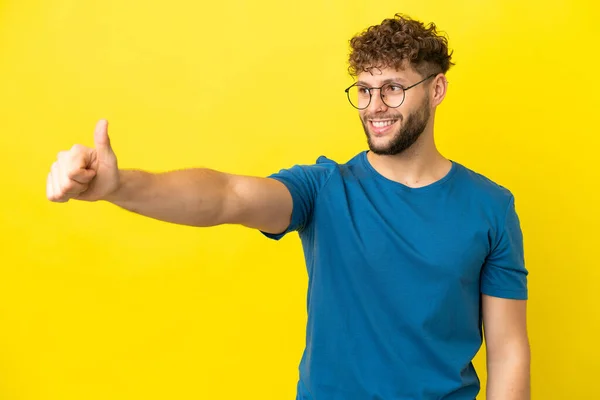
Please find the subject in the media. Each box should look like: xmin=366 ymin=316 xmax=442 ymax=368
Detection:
xmin=46 ymin=120 xmax=293 ymax=234
xmin=483 ymin=294 xmax=531 ymax=400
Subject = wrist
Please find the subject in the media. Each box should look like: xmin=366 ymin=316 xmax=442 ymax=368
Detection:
xmin=101 ymin=170 xmax=126 ymax=203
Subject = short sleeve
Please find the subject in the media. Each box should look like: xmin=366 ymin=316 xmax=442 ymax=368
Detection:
xmin=480 ymin=196 xmax=529 ymax=300
xmin=261 ymin=157 xmax=336 ymax=240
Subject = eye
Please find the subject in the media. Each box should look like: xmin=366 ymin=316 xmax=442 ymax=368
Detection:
xmin=385 ymin=84 xmax=404 ymax=93
xmin=357 ymin=86 xmax=370 ymax=95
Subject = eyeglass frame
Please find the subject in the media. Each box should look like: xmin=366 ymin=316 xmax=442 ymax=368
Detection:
xmin=344 ymin=73 xmax=438 ymax=110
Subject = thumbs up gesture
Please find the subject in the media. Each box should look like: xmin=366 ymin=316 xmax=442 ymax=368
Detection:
xmin=47 ymin=120 xmax=120 ymax=203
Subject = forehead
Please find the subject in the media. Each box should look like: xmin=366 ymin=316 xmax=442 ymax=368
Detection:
xmin=356 ymin=66 xmax=420 ymax=86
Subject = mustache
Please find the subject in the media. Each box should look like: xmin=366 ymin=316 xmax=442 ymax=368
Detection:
xmin=361 ymin=112 xmax=403 ymax=121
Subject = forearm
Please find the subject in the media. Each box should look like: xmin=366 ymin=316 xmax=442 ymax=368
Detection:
xmin=486 ymin=344 xmax=531 ymax=400
xmin=104 ymin=168 xmax=230 ymax=227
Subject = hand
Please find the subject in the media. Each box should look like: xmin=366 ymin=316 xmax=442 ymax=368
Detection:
xmin=46 ymin=119 xmax=120 ymax=203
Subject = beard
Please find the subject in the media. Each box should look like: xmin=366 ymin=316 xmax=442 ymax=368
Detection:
xmin=360 ymin=97 xmax=431 ymax=156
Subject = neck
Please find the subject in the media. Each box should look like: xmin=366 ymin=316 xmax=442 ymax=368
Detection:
xmin=366 ymin=127 xmax=452 ymax=188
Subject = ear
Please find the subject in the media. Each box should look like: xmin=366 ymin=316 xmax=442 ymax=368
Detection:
xmin=430 ymin=73 xmax=448 ymax=107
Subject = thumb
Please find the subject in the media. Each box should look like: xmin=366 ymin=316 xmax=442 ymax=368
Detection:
xmin=93 ymin=119 xmax=114 ymax=158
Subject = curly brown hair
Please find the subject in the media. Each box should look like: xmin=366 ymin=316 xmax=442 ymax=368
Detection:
xmin=348 ymin=14 xmax=454 ymax=78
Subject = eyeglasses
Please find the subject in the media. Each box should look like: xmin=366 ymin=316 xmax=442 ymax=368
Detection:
xmin=344 ymin=73 xmax=437 ymax=110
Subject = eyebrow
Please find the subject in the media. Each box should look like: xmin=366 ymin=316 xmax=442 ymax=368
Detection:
xmin=356 ymin=78 xmax=407 ymax=86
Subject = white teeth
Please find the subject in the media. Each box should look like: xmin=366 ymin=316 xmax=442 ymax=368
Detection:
xmin=372 ymin=120 xmax=396 ymax=128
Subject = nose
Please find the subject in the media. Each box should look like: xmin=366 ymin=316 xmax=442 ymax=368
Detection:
xmin=367 ymin=88 xmax=388 ymax=112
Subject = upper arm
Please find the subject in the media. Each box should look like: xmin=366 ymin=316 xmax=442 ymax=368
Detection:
xmin=481 ymin=194 xmax=530 ymax=357
xmin=220 ymin=161 xmax=336 ymax=237
xmin=221 ymin=174 xmax=294 ymax=234
xmin=482 ymin=295 xmax=529 ymax=357
xmin=481 ymin=195 xmax=528 ymax=300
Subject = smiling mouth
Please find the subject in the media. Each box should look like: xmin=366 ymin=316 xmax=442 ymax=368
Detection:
xmin=370 ymin=119 xmax=398 ymax=128
xmin=368 ymin=118 xmax=399 ymax=134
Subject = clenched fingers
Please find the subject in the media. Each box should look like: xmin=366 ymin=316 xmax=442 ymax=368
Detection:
xmin=47 ymin=148 xmax=96 ymax=202
xmin=57 ymin=150 xmax=96 ymax=184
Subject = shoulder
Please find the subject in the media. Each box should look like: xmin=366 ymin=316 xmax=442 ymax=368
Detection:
xmin=453 ymin=162 xmax=516 ymax=212
xmin=273 ymin=152 xmax=364 ymax=180
xmin=267 ymin=152 xmax=363 ymax=195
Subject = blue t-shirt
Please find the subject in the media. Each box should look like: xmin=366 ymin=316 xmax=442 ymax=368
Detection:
xmin=262 ymin=151 xmax=528 ymax=400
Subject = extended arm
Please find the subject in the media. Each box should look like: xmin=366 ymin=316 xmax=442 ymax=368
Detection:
xmin=46 ymin=119 xmax=293 ymax=234
xmin=105 ymin=168 xmax=292 ymax=233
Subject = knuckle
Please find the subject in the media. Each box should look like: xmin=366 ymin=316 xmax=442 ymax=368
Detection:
xmin=70 ymin=144 xmax=88 ymax=158
xmin=61 ymin=179 xmax=73 ymax=191
xmin=66 ymin=168 xmax=77 ymax=179
xmin=70 ymin=146 xmax=89 ymax=165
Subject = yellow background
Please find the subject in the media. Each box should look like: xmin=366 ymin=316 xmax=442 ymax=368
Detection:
xmin=1 ymin=0 xmax=598 ymax=399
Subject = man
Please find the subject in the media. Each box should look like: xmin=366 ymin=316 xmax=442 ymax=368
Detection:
xmin=46 ymin=13 xmax=530 ymax=400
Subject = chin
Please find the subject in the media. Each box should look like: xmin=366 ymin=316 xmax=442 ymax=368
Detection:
xmin=368 ymin=137 xmax=402 ymax=156
xmin=369 ymin=145 xmax=407 ymax=156
xmin=367 ymin=129 xmax=422 ymax=156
